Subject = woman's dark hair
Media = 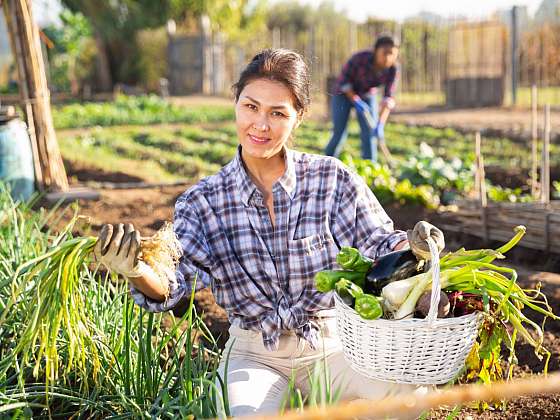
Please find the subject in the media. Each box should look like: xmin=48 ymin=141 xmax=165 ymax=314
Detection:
xmin=232 ymin=48 xmax=310 ymax=116
xmin=374 ymin=35 xmax=399 ymax=51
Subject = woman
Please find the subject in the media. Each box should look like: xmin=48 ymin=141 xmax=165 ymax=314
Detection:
xmin=95 ymin=48 xmax=444 ymax=417
xmin=325 ymin=35 xmax=399 ymax=161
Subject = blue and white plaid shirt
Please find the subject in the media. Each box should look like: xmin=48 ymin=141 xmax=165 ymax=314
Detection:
xmin=131 ymin=147 xmax=407 ymax=351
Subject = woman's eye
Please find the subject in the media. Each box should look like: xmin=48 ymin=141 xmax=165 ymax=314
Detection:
xmin=245 ymin=103 xmax=257 ymax=110
xmin=272 ymin=111 xmax=286 ymax=117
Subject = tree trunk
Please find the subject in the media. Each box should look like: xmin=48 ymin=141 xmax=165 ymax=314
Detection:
xmin=94 ymin=31 xmax=112 ymax=92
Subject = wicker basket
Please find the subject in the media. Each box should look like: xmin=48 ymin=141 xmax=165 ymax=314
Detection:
xmin=334 ymin=239 xmax=481 ymax=385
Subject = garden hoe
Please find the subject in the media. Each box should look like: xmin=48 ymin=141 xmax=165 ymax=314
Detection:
xmin=361 ymin=110 xmax=395 ymax=168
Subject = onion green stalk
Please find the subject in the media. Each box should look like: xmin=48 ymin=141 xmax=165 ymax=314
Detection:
xmin=0 ymin=234 xmax=99 ymax=393
xmin=0 ymin=219 xmax=182 ymax=395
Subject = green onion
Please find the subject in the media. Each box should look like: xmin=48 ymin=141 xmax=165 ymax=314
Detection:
xmin=0 ymin=232 xmax=99 ymax=392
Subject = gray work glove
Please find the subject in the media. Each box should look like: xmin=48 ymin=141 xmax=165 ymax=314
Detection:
xmin=407 ymin=221 xmax=445 ymax=260
xmin=94 ymin=223 xmax=147 ymax=278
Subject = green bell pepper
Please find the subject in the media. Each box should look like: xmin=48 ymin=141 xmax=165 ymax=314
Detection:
xmin=314 ymin=269 xmax=366 ymax=293
xmin=336 ymin=246 xmax=374 ymax=273
xmin=335 ymin=278 xmax=383 ymax=320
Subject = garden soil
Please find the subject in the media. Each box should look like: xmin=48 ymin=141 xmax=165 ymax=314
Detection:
xmin=60 ymin=164 xmax=560 ymax=419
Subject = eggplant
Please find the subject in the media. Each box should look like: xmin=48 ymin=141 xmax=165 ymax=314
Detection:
xmin=363 ymin=249 xmax=421 ymax=295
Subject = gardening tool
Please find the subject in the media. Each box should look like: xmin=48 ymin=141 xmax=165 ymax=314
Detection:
xmin=360 ymin=109 xmax=395 ymax=167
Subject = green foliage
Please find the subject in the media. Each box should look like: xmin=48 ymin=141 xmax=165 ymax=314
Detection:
xmin=53 ymin=95 xmax=234 ymax=129
xmin=267 ymin=2 xmax=314 ymax=32
xmin=43 ymin=9 xmax=97 ymax=93
xmin=136 ymin=28 xmax=169 ymax=92
xmin=486 ymin=184 xmax=533 ymax=203
xmin=280 ymin=359 xmax=343 ymax=414
xmin=340 ymin=153 xmax=440 ymax=209
xmin=171 ymin=0 xmax=267 ymax=42
xmin=398 ymin=142 xmax=474 ymax=203
xmin=0 ymin=189 xmax=229 ymax=417
xmin=62 ymin=0 xmax=171 ymax=39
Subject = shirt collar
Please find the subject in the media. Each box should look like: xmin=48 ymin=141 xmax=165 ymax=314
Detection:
xmin=234 ymin=146 xmax=298 ymax=206
xmin=276 ymin=147 xmax=297 ymax=200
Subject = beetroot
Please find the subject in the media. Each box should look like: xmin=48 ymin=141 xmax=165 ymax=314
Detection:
xmin=448 ymin=291 xmax=483 ymax=316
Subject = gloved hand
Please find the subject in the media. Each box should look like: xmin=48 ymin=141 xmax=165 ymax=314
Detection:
xmin=352 ymin=95 xmax=371 ymax=115
xmin=406 ymin=221 xmax=445 ymax=260
xmin=94 ymin=223 xmax=147 ymax=278
xmin=373 ymin=122 xmax=385 ymax=140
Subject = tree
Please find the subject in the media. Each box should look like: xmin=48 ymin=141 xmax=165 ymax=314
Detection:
xmin=43 ymin=9 xmax=96 ymax=94
xmin=61 ymin=0 xmax=266 ymax=90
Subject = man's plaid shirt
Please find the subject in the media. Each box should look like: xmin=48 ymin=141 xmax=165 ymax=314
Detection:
xmin=131 ymin=147 xmax=406 ymax=351
xmin=332 ymin=49 xmax=398 ymax=101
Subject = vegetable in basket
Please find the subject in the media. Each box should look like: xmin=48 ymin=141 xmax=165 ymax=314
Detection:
xmin=336 ymin=247 xmax=422 ymax=295
xmin=383 ymin=226 xmax=559 ymax=378
xmin=335 ymin=279 xmax=383 ymax=320
xmin=335 ymin=279 xmax=356 ymax=306
xmin=415 ymin=290 xmax=450 ymax=318
xmin=314 ymin=269 xmax=366 ymax=292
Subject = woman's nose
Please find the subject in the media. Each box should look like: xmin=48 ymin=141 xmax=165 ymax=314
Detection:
xmin=253 ymin=113 xmax=269 ymax=131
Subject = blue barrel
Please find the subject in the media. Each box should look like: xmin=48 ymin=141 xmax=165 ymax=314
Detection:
xmin=0 ymin=118 xmax=36 ymax=201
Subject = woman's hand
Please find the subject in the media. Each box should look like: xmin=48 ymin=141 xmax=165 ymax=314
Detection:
xmin=406 ymin=221 xmax=445 ymax=260
xmin=94 ymin=223 xmax=170 ymax=301
xmin=94 ymin=223 xmax=145 ymax=278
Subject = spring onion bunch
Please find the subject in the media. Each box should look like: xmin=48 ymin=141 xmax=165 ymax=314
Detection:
xmin=0 ymin=219 xmax=181 ymax=393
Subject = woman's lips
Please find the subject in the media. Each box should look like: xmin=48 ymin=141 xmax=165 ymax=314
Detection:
xmin=248 ymin=134 xmax=270 ymax=144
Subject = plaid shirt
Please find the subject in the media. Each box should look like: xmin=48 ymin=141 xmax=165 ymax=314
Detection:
xmin=332 ymin=50 xmax=398 ymax=100
xmin=131 ymin=147 xmax=407 ymax=351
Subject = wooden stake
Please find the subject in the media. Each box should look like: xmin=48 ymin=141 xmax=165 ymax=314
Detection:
xmin=475 ymin=131 xmax=488 ymax=242
xmin=541 ymin=104 xmax=550 ymax=205
xmin=2 ymin=0 xmax=43 ymax=188
xmin=253 ymin=373 xmax=560 ymax=420
xmin=3 ymin=0 xmax=68 ymax=191
xmin=531 ymin=84 xmax=538 ymax=198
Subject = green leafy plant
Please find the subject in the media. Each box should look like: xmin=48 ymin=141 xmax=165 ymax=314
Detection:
xmin=53 ymin=95 xmax=235 ymax=129
xmin=0 ymin=188 xmax=229 ymax=417
xmin=398 ymin=142 xmax=475 ymax=202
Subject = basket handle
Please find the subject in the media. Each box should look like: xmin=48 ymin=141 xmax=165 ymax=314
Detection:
xmin=426 ymin=237 xmax=441 ymax=325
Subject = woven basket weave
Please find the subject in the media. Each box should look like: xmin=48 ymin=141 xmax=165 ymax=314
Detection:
xmin=334 ymin=238 xmax=481 ymax=385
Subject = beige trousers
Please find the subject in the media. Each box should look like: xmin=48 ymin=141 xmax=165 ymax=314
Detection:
xmin=217 ymin=315 xmax=426 ymax=418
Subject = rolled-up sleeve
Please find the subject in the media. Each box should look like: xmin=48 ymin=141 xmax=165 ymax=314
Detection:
xmin=382 ymin=66 xmax=398 ymax=108
xmin=333 ymin=168 xmax=407 ymax=260
xmin=130 ymin=196 xmax=214 ymax=312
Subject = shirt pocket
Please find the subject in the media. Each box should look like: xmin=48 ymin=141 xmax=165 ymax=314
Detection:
xmin=288 ymin=232 xmax=339 ymax=292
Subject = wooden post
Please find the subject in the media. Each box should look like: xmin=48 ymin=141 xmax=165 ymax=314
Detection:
xmin=531 ymin=84 xmax=539 ymax=198
xmin=2 ymin=0 xmax=68 ymax=191
xmin=511 ymin=6 xmax=519 ymax=106
xmin=2 ymin=0 xmax=43 ymax=188
xmin=475 ymin=131 xmax=489 ymax=243
xmin=541 ymin=104 xmax=551 ymax=205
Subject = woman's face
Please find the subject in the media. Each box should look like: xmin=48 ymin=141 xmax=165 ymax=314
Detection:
xmin=374 ymin=45 xmax=399 ymax=69
xmin=235 ymin=78 xmax=301 ymax=161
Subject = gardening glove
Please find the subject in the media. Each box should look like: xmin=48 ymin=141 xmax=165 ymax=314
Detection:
xmin=373 ymin=122 xmax=385 ymax=140
xmin=352 ymin=95 xmax=371 ymax=115
xmin=94 ymin=223 xmax=147 ymax=278
xmin=407 ymin=221 xmax=445 ymax=261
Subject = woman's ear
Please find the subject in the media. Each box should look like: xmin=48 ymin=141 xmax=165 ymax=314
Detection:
xmin=294 ymin=113 xmax=304 ymax=129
